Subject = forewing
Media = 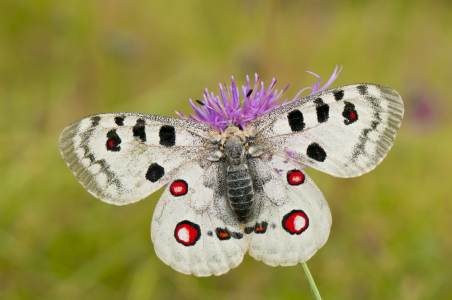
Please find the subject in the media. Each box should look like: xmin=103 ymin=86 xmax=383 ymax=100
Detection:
xmin=246 ymin=84 xmax=404 ymax=177
xmin=245 ymin=155 xmax=331 ymax=266
xmin=59 ymin=113 xmax=217 ymax=205
xmin=151 ymin=161 xmax=247 ymax=276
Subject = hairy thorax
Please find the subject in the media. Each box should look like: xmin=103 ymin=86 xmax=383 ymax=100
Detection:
xmin=205 ymin=126 xmax=265 ymax=223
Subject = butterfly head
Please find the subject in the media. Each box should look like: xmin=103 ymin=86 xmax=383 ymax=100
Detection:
xmin=219 ymin=126 xmax=248 ymax=165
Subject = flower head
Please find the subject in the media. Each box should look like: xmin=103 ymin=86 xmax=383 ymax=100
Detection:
xmin=175 ymin=66 xmax=342 ymax=131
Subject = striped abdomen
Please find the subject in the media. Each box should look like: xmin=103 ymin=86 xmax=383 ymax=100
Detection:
xmin=226 ymin=164 xmax=254 ymax=223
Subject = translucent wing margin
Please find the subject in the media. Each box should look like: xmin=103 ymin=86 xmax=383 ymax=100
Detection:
xmin=245 ymin=84 xmax=404 ymax=178
xmin=59 ymin=112 xmax=217 ymax=205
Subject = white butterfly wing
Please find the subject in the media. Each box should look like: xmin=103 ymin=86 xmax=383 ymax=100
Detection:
xmin=246 ymin=84 xmax=404 ymax=178
xmin=151 ymin=161 xmax=247 ymax=276
xmin=59 ymin=113 xmax=217 ymax=205
xmin=245 ymin=155 xmax=331 ymax=266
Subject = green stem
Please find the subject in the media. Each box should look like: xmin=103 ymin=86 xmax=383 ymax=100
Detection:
xmin=300 ymin=262 xmax=322 ymax=300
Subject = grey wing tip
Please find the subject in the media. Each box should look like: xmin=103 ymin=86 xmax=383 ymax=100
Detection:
xmin=359 ymin=83 xmax=404 ymax=108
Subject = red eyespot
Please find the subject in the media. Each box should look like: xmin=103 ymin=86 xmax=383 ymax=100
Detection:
xmin=282 ymin=210 xmax=309 ymax=235
xmin=174 ymin=221 xmax=200 ymax=246
xmin=215 ymin=227 xmax=235 ymax=240
xmin=106 ymin=130 xmax=121 ymax=152
xmin=245 ymin=222 xmax=268 ymax=234
xmin=287 ymin=170 xmax=305 ymax=185
xmin=170 ymin=180 xmax=188 ymax=197
xmin=342 ymin=102 xmax=358 ymax=125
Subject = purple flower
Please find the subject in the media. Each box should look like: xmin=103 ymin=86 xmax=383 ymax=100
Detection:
xmin=175 ymin=66 xmax=342 ymax=131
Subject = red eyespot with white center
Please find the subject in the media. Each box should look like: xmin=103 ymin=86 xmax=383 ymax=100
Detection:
xmin=170 ymin=180 xmax=188 ymax=197
xmin=287 ymin=170 xmax=305 ymax=185
xmin=282 ymin=210 xmax=309 ymax=235
xmin=174 ymin=221 xmax=201 ymax=246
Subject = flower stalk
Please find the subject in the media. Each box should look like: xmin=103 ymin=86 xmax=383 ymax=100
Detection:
xmin=300 ymin=262 xmax=322 ymax=300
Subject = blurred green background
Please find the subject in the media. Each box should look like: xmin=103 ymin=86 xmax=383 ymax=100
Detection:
xmin=1 ymin=0 xmax=451 ymax=299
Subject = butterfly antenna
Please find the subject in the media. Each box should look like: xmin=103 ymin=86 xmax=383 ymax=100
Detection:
xmin=229 ymin=88 xmax=253 ymax=127
xmin=196 ymin=100 xmax=231 ymax=127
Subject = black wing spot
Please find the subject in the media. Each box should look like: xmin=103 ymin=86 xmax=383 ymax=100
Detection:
xmin=334 ymin=90 xmax=344 ymax=101
xmin=207 ymin=231 xmax=213 ymax=237
xmin=244 ymin=222 xmax=268 ymax=234
xmin=133 ymin=119 xmax=146 ymax=142
xmin=106 ymin=129 xmax=121 ymax=152
xmin=82 ymin=145 xmax=94 ymax=162
xmin=215 ymin=228 xmax=231 ymax=240
xmin=254 ymin=222 xmax=268 ymax=234
xmin=91 ymin=116 xmax=101 ymax=127
xmin=307 ymin=143 xmax=327 ymax=162
xmin=357 ymin=85 xmax=368 ymax=95
xmin=244 ymin=227 xmax=254 ymax=234
xmin=343 ymin=101 xmax=358 ymax=125
xmin=316 ymin=104 xmax=330 ymax=123
xmin=314 ymin=98 xmax=324 ymax=105
xmin=146 ymin=163 xmax=164 ymax=182
xmin=231 ymin=232 xmax=243 ymax=239
xmin=115 ymin=116 xmax=124 ymax=126
xmin=371 ymin=120 xmax=379 ymax=130
xmin=287 ymin=110 xmax=305 ymax=132
xmin=86 ymin=153 xmax=95 ymax=163
xmin=159 ymin=125 xmax=176 ymax=147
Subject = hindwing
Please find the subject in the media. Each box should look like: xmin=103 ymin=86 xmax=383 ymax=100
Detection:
xmin=244 ymin=155 xmax=331 ymax=266
xmin=151 ymin=160 xmax=247 ymax=276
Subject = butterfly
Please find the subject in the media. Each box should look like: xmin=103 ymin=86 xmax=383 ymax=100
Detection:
xmin=59 ymin=81 xmax=404 ymax=276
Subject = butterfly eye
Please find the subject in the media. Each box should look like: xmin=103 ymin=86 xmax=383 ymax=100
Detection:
xmin=244 ymin=142 xmax=249 ymax=147
xmin=220 ymin=146 xmax=225 ymax=151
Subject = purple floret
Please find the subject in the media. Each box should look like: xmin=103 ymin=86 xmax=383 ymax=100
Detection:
xmin=175 ymin=66 xmax=342 ymax=131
